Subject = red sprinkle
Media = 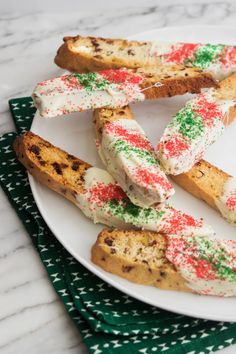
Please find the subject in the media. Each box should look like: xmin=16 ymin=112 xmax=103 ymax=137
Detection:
xmin=192 ymin=94 xmax=224 ymax=127
xmin=220 ymin=46 xmax=236 ymax=67
xmin=226 ymin=193 xmax=236 ymax=210
xmin=166 ymin=237 xmax=217 ymax=281
xmin=99 ymin=69 xmax=143 ymax=85
xmin=159 ymin=207 xmax=201 ymax=234
xmin=104 ymin=122 xmax=154 ymax=152
xmin=60 ymin=75 xmax=82 ymax=89
xmin=163 ymin=43 xmax=199 ymax=64
xmin=88 ymin=182 xmax=126 ymax=207
xmin=133 ymin=168 xmax=173 ymax=191
xmin=157 ymin=135 xmax=189 ymax=158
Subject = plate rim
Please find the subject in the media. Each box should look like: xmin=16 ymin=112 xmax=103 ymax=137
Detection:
xmin=29 ymin=25 xmax=236 ymax=322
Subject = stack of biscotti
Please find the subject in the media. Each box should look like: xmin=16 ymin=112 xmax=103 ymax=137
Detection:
xmin=93 ymin=73 xmax=236 ymax=224
xmin=92 ymin=228 xmax=236 ymax=296
xmin=54 ymin=34 xmax=236 ymax=79
xmin=32 ymin=66 xmax=217 ymax=118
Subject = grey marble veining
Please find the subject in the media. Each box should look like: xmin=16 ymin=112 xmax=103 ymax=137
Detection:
xmin=1 ymin=2 xmax=236 ymax=353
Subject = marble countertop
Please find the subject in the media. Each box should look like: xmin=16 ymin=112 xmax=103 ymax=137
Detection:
xmin=1 ymin=1 xmax=236 ymax=353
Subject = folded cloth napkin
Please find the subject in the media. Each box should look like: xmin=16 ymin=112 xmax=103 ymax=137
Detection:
xmin=0 ymin=97 xmax=236 ymax=354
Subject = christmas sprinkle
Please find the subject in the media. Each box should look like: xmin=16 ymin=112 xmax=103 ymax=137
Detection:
xmin=32 ymin=69 xmax=145 ymax=118
xmin=100 ymin=119 xmax=174 ymax=206
xmin=77 ymin=167 xmax=213 ymax=237
xmin=166 ymin=235 xmax=236 ymax=296
xmin=157 ymin=91 xmax=234 ymax=175
xmin=156 ymin=42 xmax=236 ymax=79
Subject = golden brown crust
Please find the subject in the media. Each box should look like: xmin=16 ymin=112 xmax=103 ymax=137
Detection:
xmin=54 ymin=35 xmax=156 ymax=72
xmin=171 ymin=159 xmax=231 ymax=211
xmin=140 ymin=72 xmax=217 ymax=99
xmin=13 ymin=132 xmax=91 ymax=204
xmin=94 ymin=106 xmax=133 ymax=141
xmin=92 ymin=228 xmax=191 ymax=292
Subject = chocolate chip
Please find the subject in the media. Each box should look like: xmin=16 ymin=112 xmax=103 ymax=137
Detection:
xmin=148 ymin=240 xmax=157 ymax=247
xmin=80 ymin=173 xmax=85 ymax=182
xmin=39 ymin=160 xmax=46 ymax=166
xmin=119 ymin=110 xmax=125 ymax=115
xmin=196 ymin=170 xmax=205 ymax=178
xmin=51 ymin=162 xmax=62 ymax=175
xmin=110 ymin=248 xmax=116 ymax=254
xmin=67 ymin=153 xmax=77 ymax=160
xmin=104 ymin=237 xmax=113 ymax=246
xmin=142 ymin=260 xmax=148 ymax=264
xmin=160 ymin=271 xmax=166 ymax=278
xmin=148 ymin=268 xmax=152 ymax=273
xmin=91 ymin=39 xmax=99 ymax=48
xmin=71 ymin=190 xmax=77 ymax=198
xmin=185 ymin=73 xmax=189 ymax=76
xmin=29 ymin=144 xmax=40 ymax=155
xmin=101 ymin=257 xmax=106 ymax=261
xmin=127 ymin=49 xmax=135 ymax=56
xmin=60 ymin=188 xmax=66 ymax=195
xmin=72 ymin=161 xmax=81 ymax=171
xmin=122 ymin=266 xmax=134 ymax=273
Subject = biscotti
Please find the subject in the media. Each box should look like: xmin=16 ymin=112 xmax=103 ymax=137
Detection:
xmin=14 ymin=132 xmax=213 ymax=237
xmin=91 ymin=229 xmax=190 ymax=292
xmin=94 ymin=107 xmax=175 ymax=207
xmin=157 ymin=73 xmax=236 ymax=175
xmin=32 ymin=67 xmax=216 ymax=118
xmin=171 ymin=159 xmax=236 ymax=226
xmin=54 ymin=34 xmax=236 ymax=79
xmin=92 ymin=228 xmax=236 ymax=296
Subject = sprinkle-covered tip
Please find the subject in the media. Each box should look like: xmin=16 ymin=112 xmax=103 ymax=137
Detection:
xmin=154 ymin=42 xmax=236 ymax=80
xmin=32 ymin=69 xmax=145 ymax=118
xmin=99 ymin=118 xmax=175 ymax=207
xmin=166 ymin=235 xmax=236 ymax=296
xmin=157 ymin=91 xmax=235 ymax=175
xmin=77 ymin=167 xmax=213 ymax=237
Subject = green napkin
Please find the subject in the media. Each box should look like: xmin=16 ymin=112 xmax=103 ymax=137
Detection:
xmin=0 ymin=97 xmax=236 ymax=354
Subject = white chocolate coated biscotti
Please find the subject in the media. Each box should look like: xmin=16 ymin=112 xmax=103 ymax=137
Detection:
xmin=55 ymin=35 xmax=236 ymax=80
xmin=32 ymin=67 xmax=216 ymax=118
xmin=94 ymin=107 xmax=175 ymax=207
xmin=157 ymin=74 xmax=236 ymax=175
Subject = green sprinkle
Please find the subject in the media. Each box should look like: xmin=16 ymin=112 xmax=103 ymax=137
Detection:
xmin=112 ymin=140 xmax=159 ymax=165
xmin=196 ymin=237 xmax=236 ymax=282
xmin=72 ymin=72 xmax=110 ymax=92
xmin=172 ymin=104 xmax=204 ymax=141
xmin=190 ymin=44 xmax=225 ymax=69
xmin=105 ymin=197 xmax=165 ymax=226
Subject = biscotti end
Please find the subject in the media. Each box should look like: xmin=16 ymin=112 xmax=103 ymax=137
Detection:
xmin=92 ymin=228 xmax=190 ymax=292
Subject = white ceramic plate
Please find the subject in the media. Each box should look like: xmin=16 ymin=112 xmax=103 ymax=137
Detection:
xmin=30 ymin=26 xmax=236 ymax=322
